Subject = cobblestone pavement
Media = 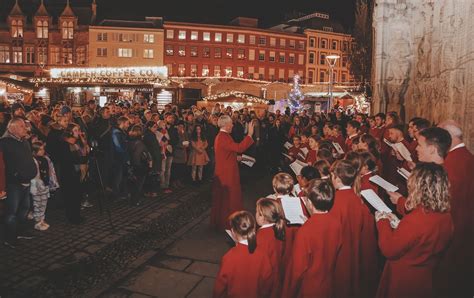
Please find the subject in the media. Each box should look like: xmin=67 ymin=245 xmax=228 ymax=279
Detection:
xmin=100 ymin=168 xmax=273 ymax=298
xmin=0 ymin=166 xmax=272 ymax=297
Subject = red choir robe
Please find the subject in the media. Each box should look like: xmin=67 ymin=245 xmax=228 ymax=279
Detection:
xmin=435 ymin=145 xmax=474 ymax=296
xmin=211 ymin=132 xmax=254 ymax=230
xmin=330 ymin=135 xmax=345 ymax=153
xmin=257 ymin=226 xmax=285 ymax=298
xmin=383 ymin=139 xmax=415 ymax=195
xmin=213 ymin=242 xmax=273 ymax=298
xmin=344 ymin=134 xmax=359 ymax=152
xmin=288 ymin=145 xmax=303 ymax=161
xmin=369 ymin=125 xmax=385 ymax=141
xmin=376 ymin=207 xmax=454 ymax=298
xmin=282 ymin=213 xmax=342 ymax=298
xmin=304 ymin=149 xmax=317 ymax=165
xmin=360 ymin=124 xmax=369 ymax=134
xmin=331 ymin=188 xmax=366 ymax=297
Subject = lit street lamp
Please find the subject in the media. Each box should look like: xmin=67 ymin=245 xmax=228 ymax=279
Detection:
xmin=326 ymin=54 xmax=340 ymax=113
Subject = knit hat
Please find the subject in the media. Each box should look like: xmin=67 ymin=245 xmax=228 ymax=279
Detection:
xmin=59 ymin=105 xmax=72 ymax=116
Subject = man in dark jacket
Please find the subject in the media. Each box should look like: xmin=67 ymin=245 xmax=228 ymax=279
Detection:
xmin=111 ymin=116 xmax=130 ymax=199
xmin=89 ymin=107 xmax=113 ymax=189
xmin=143 ymin=121 xmax=161 ymax=195
xmin=0 ymin=117 xmax=37 ymax=248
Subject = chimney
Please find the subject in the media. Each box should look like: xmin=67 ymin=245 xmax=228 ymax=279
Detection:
xmin=91 ymin=0 xmax=97 ymax=23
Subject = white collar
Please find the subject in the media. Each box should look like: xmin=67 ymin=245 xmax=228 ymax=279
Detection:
xmin=238 ymin=239 xmax=249 ymax=246
xmin=361 ymin=171 xmax=373 ymax=177
xmin=219 ymin=129 xmax=229 ymax=133
xmin=450 ymin=143 xmax=465 ymax=152
xmin=260 ymin=223 xmax=276 ymax=229
xmin=349 ymin=134 xmax=358 ymax=139
xmin=338 ymin=186 xmax=351 ymax=190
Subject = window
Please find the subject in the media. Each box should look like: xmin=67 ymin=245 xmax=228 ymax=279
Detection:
xmin=166 ymin=64 xmax=173 ymax=75
xmin=36 ymin=20 xmax=48 ymax=39
xmin=144 ymin=49 xmax=154 ymax=59
xmin=248 ymin=49 xmax=255 ymax=61
xmin=190 ymin=47 xmax=198 ymax=57
xmin=226 ymin=33 xmax=233 ymax=43
xmin=62 ymin=21 xmax=74 ymax=39
xmin=166 ymin=30 xmax=174 ymax=39
xmin=342 ymin=56 xmax=348 ymax=67
xmin=215 ymin=33 xmax=222 ymax=42
xmin=178 ymin=30 xmax=186 ymax=40
xmin=332 ymin=40 xmax=338 ymax=50
xmin=50 ymin=47 xmax=60 ymax=64
xmin=280 ymin=39 xmax=286 ymax=48
xmin=270 ymin=37 xmax=276 ymax=47
xmin=269 ymin=68 xmax=275 ymax=81
xmin=289 ymin=54 xmax=295 ymax=64
xmin=319 ymin=70 xmax=326 ymax=82
xmin=248 ymin=67 xmax=254 ymax=79
xmin=191 ymin=31 xmax=198 ymax=41
xmin=97 ymin=47 xmax=107 ymax=57
xmin=226 ymin=48 xmax=233 ymax=58
xmin=0 ymin=46 xmax=10 ymax=63
xmin=258 ymin=36 xmax=266 ymax=45
xmin=202 ymin=65 xmax=209 ymax=76
xmin=320 ymin=53 xmax=326 ymax=65
xmin=11 ymin=20 xmax=23 ymax=38
xmin=62 ymin=47 xmax=73 ymax=64
xmin=25 ymin=47 xmax=35 ymax=64
xmin=225 ymin=66 xmax=232 ymax=77
xmin=118 ymin=33 xmax=135 ymax=42
xmin=237 ymin=67 xmax=244 ymax=78
xmin=289 ymin=40 xmax=296 ymax=49
xmin=298 ymin=41 xmax=305 ymax=50
xmin=178 ymin=46 xmax=186 ymax=56
xmin=237 ymin=49 xmax=245 ymax=59
xmin=97 ymin=32 xmax=107 ymax=41
xmin=76 ymin=47 xmax=86 ymax=64
xmin=258 ymin=67 xmax=264 ymax=80
xmin=341 ymin=72 xmax=347 ymax=82
xmin=203 ymin=47 xmax=210 ymax=58
xmin=37 ymin=47 xmax=47 ymax=65
xmin=269 ymin=51 xmax=275 ymax=62
xmin=214 ymin=65 xmax=221 ymax=76
xmin=279 ymin=53 xmax=285 ymax=63
xmin=308 ymin=70 xmax=314 ymax=84
xmin=190 ymin=64 xmax=197 ymax=76
xmin=144 ymin=34 xmax=154 ymax=43
xmin=238 ymin=34 xmax=245 ymax=44
xmin=309 ymin=38 xmax=315 ymax=48
xmin=165 ymin=45 xmax=173 ymax=56
xmin=342 ymin=41 xmax=349 ymax=52
xmin=298 ymin=54 xmax=304 ymax=65
xmin=278 ymin=69 xmax=285 ymax=80
xmin=309 ymin=52 xmax=315 ymax=64
xmin=258 ymin=50 xmax=265 ymax=61
xmin=118 ymin=48 xmax=132 ymax=58
xmin=214 ymin=48 xmax=222 ymax=58
xmin=249 ymin=35 xmax=256 ymax=45
xmin=323 ymin=26 xmax=333 ymax=32
xmin=288 ymin=69 xmax=294 ymax=80
xmin=320 ymin=39 xmax=327 ymax=48
xmin=203 ymin=32 xmax=210 ymax=41
xmin=12 ymin=47 xmax=22 ymax=63
xmin=178 ymin=64 xmax=185 ymax=76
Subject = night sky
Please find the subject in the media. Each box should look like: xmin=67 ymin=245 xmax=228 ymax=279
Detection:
xmin=2 ymin=0 xmax=357 ymax=31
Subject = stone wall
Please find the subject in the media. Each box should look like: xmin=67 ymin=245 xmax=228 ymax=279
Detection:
xmin=372 ymin=0 xmax=474 ymax=150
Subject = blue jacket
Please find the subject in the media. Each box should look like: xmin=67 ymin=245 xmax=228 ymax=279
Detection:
xmin=111 ymin=127 xmax=130 ymax=164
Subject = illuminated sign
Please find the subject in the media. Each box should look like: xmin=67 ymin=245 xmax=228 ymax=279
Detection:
xmin=50 ymin=66 xmax=168 ymax=80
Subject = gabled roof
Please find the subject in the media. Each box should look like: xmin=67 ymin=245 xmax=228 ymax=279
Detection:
xmin=60 ymin=0 xmax=76 ymax=18
xmin=9 ymin=0 xmax=24 ymax=17
xmin=35 ymin=0 xmax=49 ymax=17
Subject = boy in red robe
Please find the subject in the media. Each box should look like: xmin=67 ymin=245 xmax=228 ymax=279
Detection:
xmin=283 ymin=179 xmax=342 ymax=298
xmin=211 ymin=116 xmax=254 ymax=231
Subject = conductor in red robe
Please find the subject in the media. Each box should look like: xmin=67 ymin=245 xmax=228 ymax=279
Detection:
xmin=210 ymin=115 xmax=255 ymax=230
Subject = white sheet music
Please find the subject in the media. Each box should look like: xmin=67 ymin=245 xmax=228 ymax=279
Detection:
xmin=280 ymin=195 xmax=306 ymax=225
xmin=293 ymin=184 xmax=302 ymax=196
xmin=300 ymin=147 xmax=309 ymax=156
xmin=397 ymin=167 xmax=411 ymax=180
xmin=241 ymin=154 xmax=256 ymax=167
xmin=284 ymin=142 xmax=292 ymax=150
xmin=369 ymin=175 xmax=399 ymax=192
xmin=282 ymin=153 xmax=292 ymax=160
xmin=360 ymin=189 xmax=393 ymax=213
xmin=393 ymin=142 xmax=413 ymax=162
xmin=290 ymin=161 xmax=305 ymax=176
xmin=225 ymin=229 xmax=236 ymax=242
xmin=332 ymin=142 xmax=345 ymax=155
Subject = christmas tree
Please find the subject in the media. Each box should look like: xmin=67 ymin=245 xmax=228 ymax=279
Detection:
xmin=288 ymin=74 xmax=305 ymax=113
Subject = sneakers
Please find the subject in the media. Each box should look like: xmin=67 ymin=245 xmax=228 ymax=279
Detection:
xmin=34 ymin=221 xmax=50 ymax=231
xmin=81 ymin=200 xmax=94 ymax=208
xmin=27 ymin=212 xmax=34 ymax=220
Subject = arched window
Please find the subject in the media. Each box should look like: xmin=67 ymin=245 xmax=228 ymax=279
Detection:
xmin=11 ymin=19 xmax=23 ymax=38
xmin=37 ymin=20 xmax=49 ymax=39
xmin=62 ymin=21 xmax=74 ymax=39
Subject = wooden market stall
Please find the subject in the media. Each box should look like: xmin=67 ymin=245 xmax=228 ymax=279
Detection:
xmin=197 ymin=91 xmax=271 ymax=112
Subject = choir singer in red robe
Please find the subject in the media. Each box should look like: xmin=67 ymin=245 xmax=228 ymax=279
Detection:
xmin=210 ymin=115 xmax=255 ymax=230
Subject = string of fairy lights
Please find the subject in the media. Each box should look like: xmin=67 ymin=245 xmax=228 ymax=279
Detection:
xmin=203 ymin=91 xmax=270 ymax=104
xmin=0 ymin=79 xmax=34 ymax=95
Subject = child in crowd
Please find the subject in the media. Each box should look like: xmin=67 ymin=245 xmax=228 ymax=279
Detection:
xmin=288 ymin=135 xmax=303 ymax=162
xmin=314 ymin=160 xmax=331 ymax=180
xmin=295 ymin=165 xmax=320 ymax=196
xmin=255 ymin=198 xmax=286 ymax=297
xmin=30 ymin=141 xmax=59 ymax=231
xmin=283 ymin=179 xmax=342 ymax=298
xmin=213 ymin=211 xmax=273 ymax=298
xmin=305 ymin=135 xmax=319 ymax=165
xmin=188 ymin=124 xmax=209 ymax=183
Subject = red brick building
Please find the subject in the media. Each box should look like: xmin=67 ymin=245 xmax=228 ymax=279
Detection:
xmin=163 ymin=18 xmax=306 ymax=82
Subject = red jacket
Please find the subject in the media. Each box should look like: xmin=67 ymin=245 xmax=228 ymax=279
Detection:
xmin=257 ymin=226 xmax=285 ymax=298
xmin=282 ymin=213 xmax=342 ymax=298
xmin=376 ymin=207 xmax=453 ymax=298
xmin=211 ymin=132 xmax=253 ymax=230
xmin=214 ymin=243 xmax=273 ymax=298
xmin=304 ymin=149 xmax=317 ymax=165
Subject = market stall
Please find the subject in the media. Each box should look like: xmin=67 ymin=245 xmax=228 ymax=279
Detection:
xmin=197 ymin=91 xmax=271 ymax=112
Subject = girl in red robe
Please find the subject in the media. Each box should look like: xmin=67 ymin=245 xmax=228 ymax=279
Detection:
xmin=283 ymin=179 xmax=342 ymax=298
xmin=375 ymin=163 xmax=453 ymax=298
xmin=213 ymin=211 xmax=273 ymax=298
xmin=304 ymin=135 xmax=319 ymax=165
xmin=255 ymin=198 xmax=286 ymax=298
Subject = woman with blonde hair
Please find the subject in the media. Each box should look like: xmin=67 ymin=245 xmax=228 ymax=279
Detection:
xmin=375 ymin=162 xmax=453 ymax=298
